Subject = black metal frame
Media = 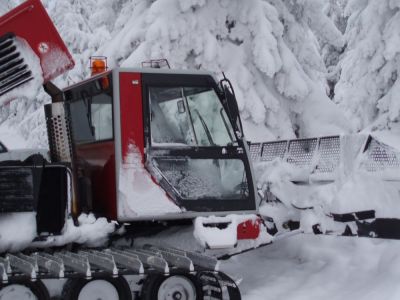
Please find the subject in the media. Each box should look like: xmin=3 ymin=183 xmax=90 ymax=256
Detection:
xmin=141 ymin=73 xmax=256 ymax=212
xmin=0 ymin=141 xmax=7 ymax=153
xmin=63 ymin=73 xmax=114 ymax=145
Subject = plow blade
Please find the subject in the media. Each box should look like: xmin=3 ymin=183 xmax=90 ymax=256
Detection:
xmin=0 ymin=0 xmax=74 ymax=96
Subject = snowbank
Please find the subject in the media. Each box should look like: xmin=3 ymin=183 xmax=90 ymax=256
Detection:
xmin=0 ymin=213 xmax=37 ymax=253
xmin=0 ymin=213 xmax=115 ymax=253
xmin=223 ymin=234 xmax=400 ymax=300
xmin=255 ymin=134 xmax=400 ymax=233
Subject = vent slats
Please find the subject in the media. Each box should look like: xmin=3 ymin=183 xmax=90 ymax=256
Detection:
xmin=0 ymin=33 xmax=34 ymax=97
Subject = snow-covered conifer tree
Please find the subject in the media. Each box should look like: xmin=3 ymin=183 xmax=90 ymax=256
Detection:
xmin=334 ymin=0 xmax=400 ymax=133
xmin=321 ymin=0 xmax=347 ymax=98
xmin=1 ymin=0 xmax=350 ymax=148
xmin=99 ymin=0 xmax=350 ymax=141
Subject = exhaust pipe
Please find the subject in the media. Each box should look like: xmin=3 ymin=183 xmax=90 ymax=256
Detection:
xmin=44 ymin=102 xmax=80 ymax=219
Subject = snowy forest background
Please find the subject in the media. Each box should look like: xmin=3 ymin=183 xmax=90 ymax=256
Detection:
xmin=0 ymin=0 xmax=399 ymax=148
xmin=0 ymin=2 xmax=400 ymax=299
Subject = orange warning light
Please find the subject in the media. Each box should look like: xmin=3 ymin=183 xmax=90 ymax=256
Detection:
xmin=90 ymin=56 xmax=108 ymax=76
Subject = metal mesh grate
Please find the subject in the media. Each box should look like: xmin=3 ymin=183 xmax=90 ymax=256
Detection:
xmin=315 ymin=136 xmax=341 ymax=173
xmin=251 ymin=135 xmax=400 ymax=181
xmin=362 ymin=138 xmax=400 ymax=171
xmin=260 ymin=140 xmax=287 ymax=162
xmin=249 ymin=143 xmax=262 ymax=161
xmin=287 ymin=138 xmax=318 ymax=167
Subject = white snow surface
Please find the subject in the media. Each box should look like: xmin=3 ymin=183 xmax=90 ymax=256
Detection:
xmin=0 ymin=213 xmax=37 ymax=253
xmin=223 ymin=234 xmax=400 ymax=300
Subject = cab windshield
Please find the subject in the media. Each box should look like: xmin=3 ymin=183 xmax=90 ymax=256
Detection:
xmin=153 ymin=157 xmax=249 ymax=200
xmin=150 ymin=86 xmax=236 ymax=147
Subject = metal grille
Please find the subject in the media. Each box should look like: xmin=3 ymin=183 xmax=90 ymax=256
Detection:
xmin=260 ymin=140 xmax=287 ymax=162
xmin=248 ymin=143 xmax=262 ymax=161
xmin=287 ymin=138 xmax=318 ymax=167
xmin=0 ymin=33 xmax=33 ymax=96
xmin=0 ymin=168 xmax=34 ymax=212
xmin=315 ymin=136 xmax=341 ymax=173
xmin=250 ymin=135 xmax=400 ymax=181
xmin=362 ymin=138 xmax=400 ymax=171
xmin=44 ymin=103 xmax=74 ymax=163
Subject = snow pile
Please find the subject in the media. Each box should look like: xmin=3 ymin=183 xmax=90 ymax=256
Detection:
xmin=256 ymin=134 xmax=400 ymax=233
xmin=259 ymin=168 xmax=400 ymax=233
xmin=118 ymin=144 xmax=181 ymax=219
xmin=35 ymin=213 xmax=116 ymax=248
xmin=0 ymin=212 xmax=37 ymax=253
xmin=0 ymin=213 xmax=115 ymax=252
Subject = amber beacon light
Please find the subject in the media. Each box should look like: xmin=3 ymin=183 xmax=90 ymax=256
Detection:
xmin=90 ymin=56 xmax=108 ymax=76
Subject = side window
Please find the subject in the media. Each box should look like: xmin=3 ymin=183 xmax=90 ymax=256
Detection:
xmin=91 ymin=93 xmax=113 ymax=141
xmin=69 ymin=91 xmax=113 ymax=144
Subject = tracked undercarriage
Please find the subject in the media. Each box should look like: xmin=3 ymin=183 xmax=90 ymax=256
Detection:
xmin=0 ymin=245 xmax=241 ymax=299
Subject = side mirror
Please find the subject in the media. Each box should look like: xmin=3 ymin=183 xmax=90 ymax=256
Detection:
xmin=177 ymin=99 xmax=186 ymax=114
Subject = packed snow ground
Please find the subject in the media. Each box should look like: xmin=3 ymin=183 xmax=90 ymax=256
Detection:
xmin=224 ymin=234 xmax=400 ymax=300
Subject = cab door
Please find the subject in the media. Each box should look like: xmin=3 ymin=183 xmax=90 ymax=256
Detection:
xmin=65 ymin=73 xmax=117 ymax=219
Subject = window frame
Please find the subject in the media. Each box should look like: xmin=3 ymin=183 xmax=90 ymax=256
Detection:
xmin=142 ymin=73 xmax=256 ymax=212
xmin=65 ymin=74 xmax=114 ymax=145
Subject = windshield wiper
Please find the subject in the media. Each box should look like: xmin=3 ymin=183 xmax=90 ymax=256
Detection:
xmin=219 ymin=108 xmax=234 ymax=143
xmin=81 ymin=91 xmax=95 ymax=138
xmin=194 ymin=109 xmax=215 ymax=146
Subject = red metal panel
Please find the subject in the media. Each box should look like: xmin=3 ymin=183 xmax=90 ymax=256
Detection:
xmin=119 ymin=72 xmax=144 ymax=161
xmin=75 ymin=141 xmax=117 ymax=220
xmin=0 ymin=0 xmax=74 ymax=81
xmin=237 ymin=218 xmax=261 ymax=240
